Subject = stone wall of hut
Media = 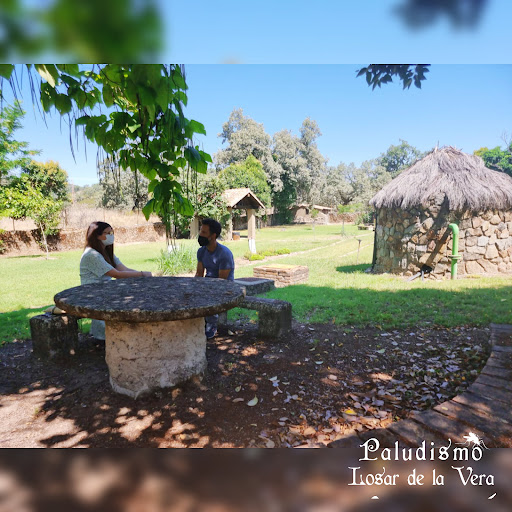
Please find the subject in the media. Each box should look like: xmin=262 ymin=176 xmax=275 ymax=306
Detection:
xmin=373 ymin=202 xmax=512 ymax=278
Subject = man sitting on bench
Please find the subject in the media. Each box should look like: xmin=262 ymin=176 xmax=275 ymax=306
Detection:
xmin=195 ymin=218 xmax=235 ymax=339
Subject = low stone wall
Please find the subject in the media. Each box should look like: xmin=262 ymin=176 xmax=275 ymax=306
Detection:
xmin=329 ymin=212 xmax=359 ymax=223
xmin=0 ymin=223 xmax=166 ymax=257
xmin=373 ymin=204 xmax=512 ymax=278
xmin=253 ymin=264 xmax=309 ymax=287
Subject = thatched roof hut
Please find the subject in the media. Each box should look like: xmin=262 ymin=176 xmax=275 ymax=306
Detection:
xmin=371 ymin=146 xmax=512 ymax=212
xmin=370 ymin=146 xmax=512 ymax=278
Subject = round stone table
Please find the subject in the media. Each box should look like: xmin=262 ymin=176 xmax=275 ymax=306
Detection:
xmin=54 ymin=277 xmax=245 ymax=398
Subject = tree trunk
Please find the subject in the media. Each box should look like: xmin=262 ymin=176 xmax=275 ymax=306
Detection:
xmin=39 ymin=223 xmax=49 ymax=259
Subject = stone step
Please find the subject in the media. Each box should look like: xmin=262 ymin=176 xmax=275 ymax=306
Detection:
xmin=410 ymin=410 xmax=493 ymax=446
xmin=481 ymin=365 xmax=512 ymax=380
xmin=452 ymin=391 xmax=512 ymax=423
xmin=474 ymin=373 xmax=512 ymax=392
xmin=387 ymin=419 xmax=449 ymax=447
xmin=433 ymin=400 xmax=512 ymax=447
xmin=467 ymin=381 xmax=512 ymax=404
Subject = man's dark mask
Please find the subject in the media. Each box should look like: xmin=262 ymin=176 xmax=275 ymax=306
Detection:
xmin=198 ymin=236 xmax=210 ymax=247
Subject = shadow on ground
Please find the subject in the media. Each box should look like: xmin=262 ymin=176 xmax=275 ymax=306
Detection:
xmin=335 ymin=263 xmax=369 ymax=273
xmin=1 ymin=279 xmax=508 ymax=449
xmin=0 ymin=307 xmax=50 ymax=345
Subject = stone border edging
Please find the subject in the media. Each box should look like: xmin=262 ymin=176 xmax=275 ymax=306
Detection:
xmin=328 ymin=323 xmax=512 ymax=448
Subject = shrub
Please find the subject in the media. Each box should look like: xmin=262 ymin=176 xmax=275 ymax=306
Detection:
xmin=355 ymin=210 xmax=375 ymax=225
xmin=244 ymin=247 xmax=291 ymax=260
xmin=157 ymin=244 xmax=197 ymax=275
xmin=337 ymin=203 xmax=364 ymax=214
xmin=244 ymin=252 xmax=265 ymax=261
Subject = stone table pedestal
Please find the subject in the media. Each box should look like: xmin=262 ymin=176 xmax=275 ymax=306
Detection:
xmin=55 ymin=277 xmax=245 ymax=398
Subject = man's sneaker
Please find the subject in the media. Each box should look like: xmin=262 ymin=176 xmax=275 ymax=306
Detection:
xmin=205 ymin=326 xmax=217 ymax=340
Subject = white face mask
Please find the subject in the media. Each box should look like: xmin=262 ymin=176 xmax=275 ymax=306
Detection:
xmin=101 ymin=234 xmax=115 ymax=246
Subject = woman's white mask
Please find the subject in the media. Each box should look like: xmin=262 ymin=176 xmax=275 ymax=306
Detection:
xmin=101 ymin=234 xmax=115 ymax=246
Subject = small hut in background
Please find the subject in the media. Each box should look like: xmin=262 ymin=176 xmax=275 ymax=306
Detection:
xmin=190 ymin=188 xmax=264 ymax=253
xmin=290 ymin=204 xmax=333 ymax=224
xmin=370 ymin=146 xmax=512 ymax=278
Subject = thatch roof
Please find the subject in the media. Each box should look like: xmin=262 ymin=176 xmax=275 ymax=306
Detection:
xmin=221 ymin=188 xmax=265 ymax=209
xmin=370 ymin=146 xmax=512 ymax=211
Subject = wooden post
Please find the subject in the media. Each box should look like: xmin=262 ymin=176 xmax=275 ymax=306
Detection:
xmin=247 ymin=208 xmax=256 ymax=253
xmin=225 ymin=207 xmax=233 ymax=241
xmin=189 ymin=215 xmax=200 ymax=240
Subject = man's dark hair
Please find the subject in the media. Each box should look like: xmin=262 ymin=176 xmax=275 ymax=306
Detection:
xmin=202 ymin=218 xmax=221 ymax=238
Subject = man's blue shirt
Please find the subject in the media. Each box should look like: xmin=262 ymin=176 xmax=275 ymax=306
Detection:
xmin=197 ymin=243 xmax=235 ymax=280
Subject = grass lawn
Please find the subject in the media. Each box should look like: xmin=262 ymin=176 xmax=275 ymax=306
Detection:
xmin=0 ymin=224 xmax=355 ymax=344
xmin=229 ymin=238 xmax=512 ymax=329
xmin=1 ymin=222 xmax=511 ymax=344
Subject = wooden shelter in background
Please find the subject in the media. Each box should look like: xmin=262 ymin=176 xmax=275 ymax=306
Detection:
xmin=222 ymin=188 xmax=265 ymax=253
xmin=290 ymin=203 xmax=333 ymax=224
xmin=189 ymin=188 xmax=265 ymax=254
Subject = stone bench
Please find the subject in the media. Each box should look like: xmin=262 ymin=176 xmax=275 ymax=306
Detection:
xmin=30 ymin=313 xmax=79 ymax=359
xmin=233 ymin=277 xmax=275 ymax=295
xmin=253 ymin=264 xmax=308 ymax=288
xmin=221 ymin=296 xmax=292 ymax=338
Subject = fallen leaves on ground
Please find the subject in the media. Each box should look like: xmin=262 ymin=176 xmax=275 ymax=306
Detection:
xmin=0 ymin=323 xmax=491 ymax=448
xmin=214 ymin=323 xmax=490 ymax=448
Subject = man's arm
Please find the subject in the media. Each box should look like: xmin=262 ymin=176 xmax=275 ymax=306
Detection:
xmin=195 ymin=261 xmax=205 ymax=277
xmin=218 ymin=269 xmax=231 ymax=279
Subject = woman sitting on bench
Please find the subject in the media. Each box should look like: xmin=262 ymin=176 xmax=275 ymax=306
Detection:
xmin=80 ymin=221 xmax=152 ymax=340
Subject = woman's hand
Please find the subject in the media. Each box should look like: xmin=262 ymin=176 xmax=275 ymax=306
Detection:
xmin=141 ymin=271 xmax=152 ymax=277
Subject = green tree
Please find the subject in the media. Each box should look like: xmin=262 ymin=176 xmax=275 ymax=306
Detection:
xmin=73 ymin=183 xmax=103 ymax=207
xmin=357 ymin=65 xmax=430 ymax=90
xmin=272 ymin=119 xmax=328 ymax=211
xmin=0 ymin=101 xmax=40 ymax=181
xmin=215 ymin=108 xmax=282 ymax=187
xmin=395 ymin=0 xmax=488 ymax=29
xmin=171 ymin=173 xmax=230 ymax=238
xmin=0 ymin=0 xmax=161 ymax=61
xmin=0 ymin=64 xmax=212 ymax=247
xmin=346 ymin=158 xmax=392 ymax=206
xmin=218 ymin=155 xmax=271 ymax=207
xmin=319 ymin=163 xmax=355 ymax=207
xmin=475 ymin=142 xmax=512 ymax=177
xmin=379 ymin=139 xmax=426 ymax=176
xmin=0 ymin=175 xmax=62 ymax=257
xmin=297 ymin=118 xmax=328 ymax=203
xmin=97 ymin=157 xmax=149 ymax=210
xmin=0 ymin=183 xmax=27 ymax=223
xmin=193 ymin=174 xmax=230 ymax=227
xmin=20 ymin=159 xmax=69 ymax=201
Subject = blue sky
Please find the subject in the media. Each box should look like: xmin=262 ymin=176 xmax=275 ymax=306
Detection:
xmin=165 ymin=0 xmax=512 ymax=64
xmin=7 ymin=64 xmax=512 ymax=186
